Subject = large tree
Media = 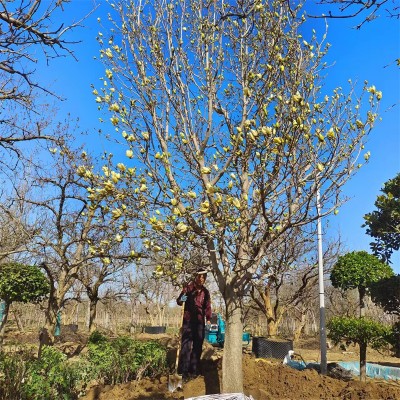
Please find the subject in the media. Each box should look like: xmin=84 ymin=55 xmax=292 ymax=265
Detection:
xmin=94 ymin=0 xmax=381 ymax=391
xmin=363 ymin=173 xmax=400 ymax=263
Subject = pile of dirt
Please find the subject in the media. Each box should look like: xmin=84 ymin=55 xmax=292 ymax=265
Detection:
xmin=82 ymin=348 xmax=400 ymax=400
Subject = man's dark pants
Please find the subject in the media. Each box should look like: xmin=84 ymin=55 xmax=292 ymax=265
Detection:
xmin=178 ymin=320 xmax=205 ymax=376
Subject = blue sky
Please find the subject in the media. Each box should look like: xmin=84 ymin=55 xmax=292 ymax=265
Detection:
xmin=38 ymin=0 xmax=400 ymax=271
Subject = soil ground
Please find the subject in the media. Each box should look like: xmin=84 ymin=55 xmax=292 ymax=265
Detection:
xmin=78 ymin=334 xmax=400 ymax=400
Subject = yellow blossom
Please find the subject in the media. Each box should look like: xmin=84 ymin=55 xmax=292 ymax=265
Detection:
xmin=142 ymin=131 xmax=150 ymax=140
xmin=105 ymin=48 xmax=113 ymax=58
xmin=199 ymin=201 xmax=209 ymax=213
xmin=316 ymin=163 xmax=324 ymax=172
xmin=117 ymin=163 xmax=126 ymax=172
xmin=109 ymin=103 xmax=120 ymax=112
xmin=126 ymin=149 xmax=134 ymax=158
xmin=232 ymin=197 xmax=241 ymax=208
xmin=176 ymin=222 xmax=189 ymax=234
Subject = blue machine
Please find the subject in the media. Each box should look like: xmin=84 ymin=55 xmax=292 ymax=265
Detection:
xmin=205 ymin=313 xmax=250 ymax=347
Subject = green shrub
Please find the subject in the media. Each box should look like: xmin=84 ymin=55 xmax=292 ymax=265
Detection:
xmin=88 ymin=330 xmax=108 ymax=345
xmin=0 ymin=335 xmax=168 ymax=399
xmin=87 ymin=336 xmax=167 ymax=385
xmin=387 ymin=321 xmax=400 ymax=357
xmin=0 ymin=350 xmax=32 ymax=400
xmin=23 ymin=346 xmax=91 ymax=400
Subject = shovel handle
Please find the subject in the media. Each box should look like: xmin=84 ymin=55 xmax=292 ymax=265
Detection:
xmin=174 ymin=303 xmax=185 ymax=371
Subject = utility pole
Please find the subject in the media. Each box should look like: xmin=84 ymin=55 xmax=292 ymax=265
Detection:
xmin=316 ymin=187 xmax=327 ymax=375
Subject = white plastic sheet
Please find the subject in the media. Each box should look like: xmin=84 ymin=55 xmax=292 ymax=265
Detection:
xmin=186 ymin=394 xmax=255 ymax=400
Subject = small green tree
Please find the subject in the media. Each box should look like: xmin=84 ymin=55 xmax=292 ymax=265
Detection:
xmin=327 ymin=316 xmax=391 ymax=380
xmin=0 ymin=262 xmax=50 ymax=346
xmin=363 ymin=173 xmax=400 ymax=264
xmin=330 ymin=251 xmax=393 ymax=317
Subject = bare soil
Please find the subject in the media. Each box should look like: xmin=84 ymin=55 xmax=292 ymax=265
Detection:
xmin=80 ymin=334 xmax=400 ymax=400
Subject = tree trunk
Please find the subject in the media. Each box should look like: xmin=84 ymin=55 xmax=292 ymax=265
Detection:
xmin=0 ymin=301 xmax=10 ymax=347
xmin=262 ymin=284 xmax=284 ymax=337
xmin=359 ymin=286 xmax=366 ymax=318
xmin=221 ymin=290 xmax=243 ymax=393
xmin=13 ymin=309 xmax=25 ymax=333
xmin=88 ymin=297 xmax=98 ymax=333
xmin=359 ymin=342 xmax=367 ymax=381
xmin=293 ymin=312 xmax=307 ymax=341
xmin=42 ymin=296 xmax=59 ymax=346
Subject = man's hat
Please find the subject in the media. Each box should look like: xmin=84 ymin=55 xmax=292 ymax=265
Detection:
xmin=196 ymin=268 xmax=208 ymax=275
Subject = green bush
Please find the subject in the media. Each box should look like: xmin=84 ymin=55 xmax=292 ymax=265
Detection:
xmin=87 ymin=335 xmax=167 ymax=385
xmin=0 ymin=350 xmax=31 ymax=400
xmin=88 ymin=330 xmax=108 ymax=345
xmin=23 ymin=346 xmax=91 ymax=400
xmin=387 ymin=321 xmax=400 ymax=357
xmin=0 ymin=335 xmax=168 ymax=398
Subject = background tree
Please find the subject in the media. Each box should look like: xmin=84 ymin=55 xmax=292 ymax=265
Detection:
xmin=249 ymin=227 xmax=341 ymax=338
xmin=0 ymin=191 xmax=38 ymax=263
xmin=78 ymin=254 xmax=130 ymax=333
xmin=0 ymin=262 xmax=49 ymax=346
xmin=327 ymin=316 xmax=391 ymax=380
xmin=363 ymin=173 xmax=400 ymax=263
xmin=330 ymin=251 xmax=393 ymax=317
xmin=370 ymin=274 xmax=400 ymax=357
xmin=307 ymin=0 xmax=400 ymax=29
xmin=22 ymin=146 xmax=137 ymax=344
xmin=369 ymin=274 xmax=400 ymax=317
xmin=0 ymin=1 xmax=92 ymax=164
xmin=95 ymin=0 xmax=382 ymax=391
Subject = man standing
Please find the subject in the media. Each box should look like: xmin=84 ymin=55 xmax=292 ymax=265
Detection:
xmin=177 ymin=268 xmax=212 ymax=379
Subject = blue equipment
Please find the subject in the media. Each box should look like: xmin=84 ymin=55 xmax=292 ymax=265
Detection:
xmin=205 ymin=313 xmax=250 ymax=347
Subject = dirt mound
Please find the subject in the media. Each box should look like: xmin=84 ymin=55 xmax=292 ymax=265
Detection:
xmin=82 ymin=352 xmax=400 ymax=400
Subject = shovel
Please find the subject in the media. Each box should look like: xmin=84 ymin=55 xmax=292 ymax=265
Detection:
xmin=168 ymin=303 xmax=185 ymax=392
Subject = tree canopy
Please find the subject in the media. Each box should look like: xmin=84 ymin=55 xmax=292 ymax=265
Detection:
xmin=330 ymin=250 xmax=393 ymax=318
xmin=363 ymin=173 xmax=400 ymax=263
xmin=0 ymin=262 xmax=49 ymax=304
xmin=327 ymin=316 xmax=391 ymax=380
xmin=93 ymin=0 xmax=383 ymax=392
xmin=330 ymin=251 xmax=393 ymax=292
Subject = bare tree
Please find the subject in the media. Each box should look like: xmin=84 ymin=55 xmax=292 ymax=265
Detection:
xmin=0 ymin=0 xmax=94 ymax=164
xmin=78 ymin=253 xmax=131 ymax=333
xmin=0 ymin=0 xmax=88 ymax=103
xmin=306 ymin=0 xmax=399 ymax=29
xmin=249 ymin=227 xmax=343 ymax=339
xmin=0 ymin=182 xmax=40 ymax=262
xmin=95 ymin=0 xmax=382 ymax=391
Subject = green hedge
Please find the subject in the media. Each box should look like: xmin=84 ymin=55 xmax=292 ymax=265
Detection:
xmin=0 ymin=332 xmax=168 ymax=400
